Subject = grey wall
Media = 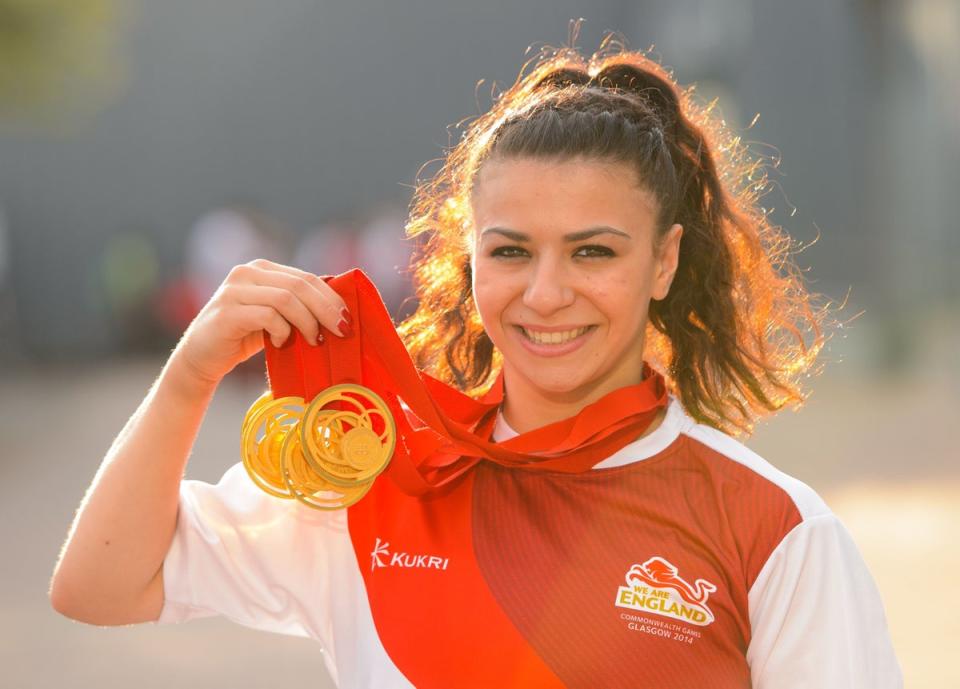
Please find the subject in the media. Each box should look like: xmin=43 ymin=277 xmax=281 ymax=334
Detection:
xmin=0 ymin=2 xmax=626 ymax=357
xmin=1 ymin=0 xmax=956 ymax=363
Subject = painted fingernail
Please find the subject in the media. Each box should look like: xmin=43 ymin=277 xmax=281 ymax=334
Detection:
xmin=337 ymin=318 xmax=353 ymax=337
xmin=340 ymin=307 xmax=352 ymax=325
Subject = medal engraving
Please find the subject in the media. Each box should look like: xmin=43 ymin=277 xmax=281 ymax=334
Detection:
xmin=342 ymin=427 xmax=382 ymax=470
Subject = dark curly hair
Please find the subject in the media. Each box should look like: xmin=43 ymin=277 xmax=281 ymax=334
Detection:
xmin=396 ymin=23 xmax=834 ymax=436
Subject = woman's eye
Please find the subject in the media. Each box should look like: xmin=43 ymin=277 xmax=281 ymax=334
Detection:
xmin=490 ymin=246 xmax=527 ymax=258
xmin=576 ymin=245 xmax=614 ymax=258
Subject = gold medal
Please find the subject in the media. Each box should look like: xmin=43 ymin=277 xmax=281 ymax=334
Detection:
xmin=300 ymin=383 xmax=396 ymax=488
xmin=280 ymin=425 xmax=374 ymax=510
xmin=240 ymin=383 xmax=396 ymax=510
xmin=240 ymin=392 xmax=306 ymax=498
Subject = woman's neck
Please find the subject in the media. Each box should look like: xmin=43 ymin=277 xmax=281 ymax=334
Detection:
xmin=500 ymin=400 xmax=667 ymax=442
xmin=498 ymin=366 xmax=664 ymax=437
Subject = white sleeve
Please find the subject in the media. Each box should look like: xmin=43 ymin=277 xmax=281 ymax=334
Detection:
xmin=746 ymin=512 xmax=903 ymax=689
xmin=152 ymin=461 xmax=342 ymax=642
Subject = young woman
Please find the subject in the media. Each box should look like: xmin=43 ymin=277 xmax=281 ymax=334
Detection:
xmin=50 ymin=30 xmax=903 ymax=689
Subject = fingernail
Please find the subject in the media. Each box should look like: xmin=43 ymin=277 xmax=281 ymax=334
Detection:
xmin=340 ymin=307 xmax=352 ymax=325
xmin=315 ymin=332 xmax=324 ymax=345
xmin=337 ymin=318 xmax=353 ymax=337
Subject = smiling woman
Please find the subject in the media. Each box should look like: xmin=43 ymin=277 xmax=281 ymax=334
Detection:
xmin=51 ymin=20 xmax=903 ymax=689
xmin=381 ymin=23 xmax=903 ymax=688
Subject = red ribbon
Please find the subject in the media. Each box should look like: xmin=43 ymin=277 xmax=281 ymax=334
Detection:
xmin=262 ymin=268 xmax=668 ymax=496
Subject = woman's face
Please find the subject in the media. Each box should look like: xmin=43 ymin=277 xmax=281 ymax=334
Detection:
xmin=470 ymin=156 xmax=682 ymax=402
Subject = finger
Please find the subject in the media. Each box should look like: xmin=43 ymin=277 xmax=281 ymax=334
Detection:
xmin=233 ymin=303 xmax=292 ymax=349
xmin=243 ymin=258 xmax=322 ymax=284
xmin=245 ymin=264 xmax=349 ymax=337
xmin=231 ymin=283 xmax=324 ymax=345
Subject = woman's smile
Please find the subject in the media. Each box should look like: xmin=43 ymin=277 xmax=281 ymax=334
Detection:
xmin=512 ymin=323 xmax=598 ymax=357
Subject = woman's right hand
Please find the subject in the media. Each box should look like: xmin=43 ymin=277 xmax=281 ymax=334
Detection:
xmin=173 ymin=259 xmax=352 ymax=386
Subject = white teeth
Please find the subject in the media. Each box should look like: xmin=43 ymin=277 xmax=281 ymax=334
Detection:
xmin=521 ymin=326 xmax=591 ymax=345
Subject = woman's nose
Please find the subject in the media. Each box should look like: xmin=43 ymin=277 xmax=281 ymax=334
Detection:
xmin=522 ymin=256 xmax=575 ymax=314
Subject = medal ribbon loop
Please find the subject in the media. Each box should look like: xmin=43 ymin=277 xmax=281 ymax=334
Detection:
xmin=245 ymin=268 xmax=668 ymax=505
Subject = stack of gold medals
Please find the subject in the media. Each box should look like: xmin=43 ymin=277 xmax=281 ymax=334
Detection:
xmin=241 ymin=382 xmax=396 ymax=510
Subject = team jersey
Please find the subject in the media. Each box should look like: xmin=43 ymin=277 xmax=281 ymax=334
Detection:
xmin=154 ymin=395 xmax=904 ymax=688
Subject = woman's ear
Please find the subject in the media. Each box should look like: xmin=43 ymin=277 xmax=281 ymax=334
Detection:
xmin=652 ymin=223 xmax=683 ymax=301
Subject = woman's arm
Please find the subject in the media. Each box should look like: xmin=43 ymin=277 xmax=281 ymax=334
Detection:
xmin=49 ymin=259 xmax=350 ymax=625
xmin=48 ymin=351 xmax=219 ymax=625
xmin=746 ymin=512 xmax=904 ymax=689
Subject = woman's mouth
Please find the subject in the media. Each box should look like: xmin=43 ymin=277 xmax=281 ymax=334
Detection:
xmin=512 ymin=324 xmax=597 ymax=357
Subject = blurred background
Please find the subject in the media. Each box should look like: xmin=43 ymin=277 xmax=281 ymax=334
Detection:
xmin=1 ymin=1 xmax=957 ymax=687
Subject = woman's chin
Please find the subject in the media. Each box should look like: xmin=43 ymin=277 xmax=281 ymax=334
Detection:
xmin=504 ymin=366 xmax=593 ymax=399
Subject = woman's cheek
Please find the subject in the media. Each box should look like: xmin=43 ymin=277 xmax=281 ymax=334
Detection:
xmin=471 ymin=281 xmax=499 ymax=331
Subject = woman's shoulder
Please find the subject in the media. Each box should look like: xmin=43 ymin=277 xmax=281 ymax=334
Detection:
xmin=671 ymin=396 xmax=832 ymax=523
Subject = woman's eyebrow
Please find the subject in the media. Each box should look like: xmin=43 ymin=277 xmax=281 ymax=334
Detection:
xmin=479 ymin=226 xmax=631 ymax=242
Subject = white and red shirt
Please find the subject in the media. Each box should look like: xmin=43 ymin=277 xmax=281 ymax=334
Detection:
xmin=155 ymin=395 xmax=904 ymax=688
